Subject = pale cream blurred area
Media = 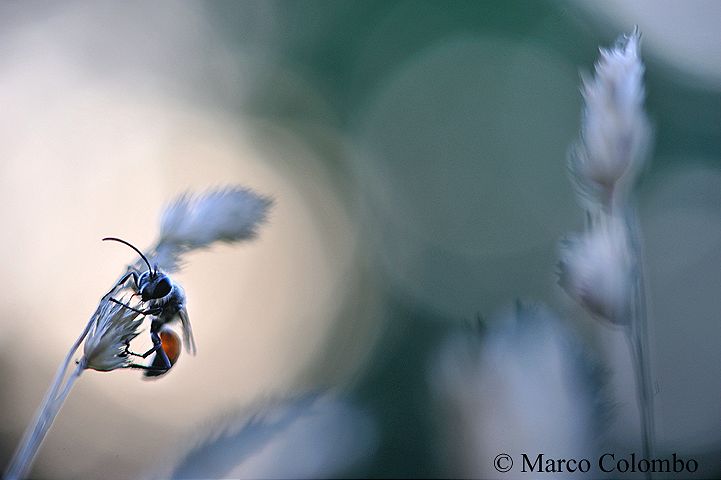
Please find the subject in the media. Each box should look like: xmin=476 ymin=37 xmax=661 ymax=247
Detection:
xmin=0 ymin=2 xmax=380 ymax=478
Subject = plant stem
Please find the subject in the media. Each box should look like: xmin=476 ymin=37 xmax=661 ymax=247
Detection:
xmin=5 ymin=285 xmax=126 ymax=479
xmin=626 ymin=206 xmax=655 ymax=476
xmin=4 ymin=320 xmax=93 ymax=480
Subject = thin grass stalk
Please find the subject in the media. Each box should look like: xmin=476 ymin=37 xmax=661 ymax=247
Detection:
xmin=4 ymin=318 xmax=94 ymax=480
xmin=626 ymin=205 xmax=655 ymax=473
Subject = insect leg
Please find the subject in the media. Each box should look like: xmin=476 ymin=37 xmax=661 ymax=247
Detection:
xmin=108 ymin=297 xmax=162 ymax=316
xmin=143 ymin=335 xmax=175 ymax=378
xmin=127 ymin=363 xmax=169 ymax=374
xmin=123 ymin=338 xmax=161 ymax=359
xmin=149 ymin=330 xmax=172 ymax=370
xmin=123 ymin=330 xmax=172 ymax=368
xmin=122 ymin=341 xmax=152 ymax=358
xmin=128 ymin=331 xmax=174 ymax=378
xmin=103 ymin=270 xmax=140 ymax=298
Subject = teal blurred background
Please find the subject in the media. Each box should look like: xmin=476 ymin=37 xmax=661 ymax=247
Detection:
xmin=0 ymin=1 xmax=719 ymax=478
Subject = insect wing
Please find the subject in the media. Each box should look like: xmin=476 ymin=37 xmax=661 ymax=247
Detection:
xmin=178 ymin=306 xmax=197 ymax=355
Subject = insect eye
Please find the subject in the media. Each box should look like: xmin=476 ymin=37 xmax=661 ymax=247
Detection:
xmin=140 ymin=285 xmax=152 ymax=301
xmin=154 ymin=277 xmax=172 ymax=297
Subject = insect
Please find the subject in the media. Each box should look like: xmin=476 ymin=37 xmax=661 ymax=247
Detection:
xmin=103 ymin=236 xmax=196 ymax=376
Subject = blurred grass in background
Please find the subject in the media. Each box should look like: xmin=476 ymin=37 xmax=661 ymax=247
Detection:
xmin=0 ymin=0 xmax=720 ymax=478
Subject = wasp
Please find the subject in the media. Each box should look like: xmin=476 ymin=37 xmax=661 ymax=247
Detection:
xmin=103 ymin=237 xmax=196 ymax=376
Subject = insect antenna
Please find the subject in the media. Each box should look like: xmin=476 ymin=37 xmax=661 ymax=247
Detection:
xmin=102 ymin=237 xmax=154 ymax=274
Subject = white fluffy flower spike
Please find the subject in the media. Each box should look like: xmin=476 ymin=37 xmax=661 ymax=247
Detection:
xmin=559 ymin=29 xmax=656 ymax=465
xmin=82 ymin=296 xmax=143 ymax=371
xmin=152 ymin=186 xmax=273 ymax=273
xmin=559 ymin=217 xmax=633 ymax=324
xmin=429 ymin=305 xmax=599 ymax=478
xmin=570 ymin=28 xmax=650 ymax=205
